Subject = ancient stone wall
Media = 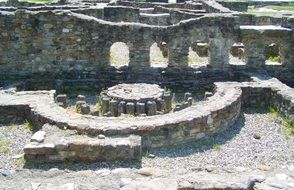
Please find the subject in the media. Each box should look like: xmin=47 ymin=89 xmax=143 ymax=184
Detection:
xmin=217 ymin=1 xmax=249 ymax=12
xmin=1 ymin=76 xmax=293 ymax=162
xmin=0 ymin=9 xmax=239 ymax=76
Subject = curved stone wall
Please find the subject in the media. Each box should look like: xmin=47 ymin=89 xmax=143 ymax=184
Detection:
xmin=1 ymin=76 xmax=293 ymax=162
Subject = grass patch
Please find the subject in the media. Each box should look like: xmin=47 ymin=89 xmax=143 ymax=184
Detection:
xmin=247 ymin=5 xmax=294 ymax=16
xmin=212 ymin=144 xmax=222 ymax=151
xmin=0 ymin=140 xmax=11 ymax=155
xmin=268 ymin=105 xmax=294 ymax=138
xmin=268 ymin=55 xmax=281 ymax=62
xmin=268 ymin=105 xmax=280 ymax=118
xmin=15 ymin=155 xmax=26 ymax=166
xmin=23 ymin=120 xmax=34 ymax=131
xmin=266 ymin=5 xmax=294 ymax=12
xmin=282 ymin=116 xmax=294 ymax=138
xmin=7 ymin=123 xmax=18 ymax=130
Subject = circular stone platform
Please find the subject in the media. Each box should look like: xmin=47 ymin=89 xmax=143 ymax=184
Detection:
xmin=100 ymin=83 xmax=172 ymax=116
xmin=106 ymin=83 xmax=164 ymax=102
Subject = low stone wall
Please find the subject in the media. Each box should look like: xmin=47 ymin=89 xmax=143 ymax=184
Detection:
xmin=139 ymin=13 xmax=171 ymax=25
xmin=217 ymin=1 xmax=249 ymax=12
xmin=104 ymin=6 xmax=140 ymax=22
xmin=24 ymin=132 xmax=142 ymax=163
xmin=202 ymin=0 xmax=232 ymax=13
xmin=1 ymin=76 xmax=293 ymax=162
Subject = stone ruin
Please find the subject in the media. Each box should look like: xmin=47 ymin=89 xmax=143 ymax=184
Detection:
xmin=0 ymin=0 xmax=293 ymax=163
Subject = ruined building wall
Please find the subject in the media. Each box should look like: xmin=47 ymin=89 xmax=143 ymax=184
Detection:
xmin=0 ymin=9 xmax=239 ymax=76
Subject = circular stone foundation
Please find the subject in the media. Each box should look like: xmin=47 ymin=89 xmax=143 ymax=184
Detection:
xmin=100 ymin=83 xmax=172 ymax=116
xmin=106 ymin=83 xmax=164 ymax=102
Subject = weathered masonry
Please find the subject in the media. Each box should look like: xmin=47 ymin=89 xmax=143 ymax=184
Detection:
xmin=0 ymin=1 xmax=293 ymax=79
xmin=0 ymin=0 xmax=293 ymax=163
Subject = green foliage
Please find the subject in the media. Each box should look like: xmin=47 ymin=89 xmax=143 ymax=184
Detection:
xmin=268 ymin=55 xmax=281 ymax=62
xmin=282 ymin=116 xmax=294 ymax=138
xmin=15 ymin=155 xmax=26 ymax=166
xmin=76 ymin=105 xmax=82 ymax=114
xmin=268 ymin=105 xmax=294 ymax=138
xmin=8 ymin=123 xmax=18 ymax=130
xmin=266 ymin=5 xmax=294 ymax=11
xmin=247 ymin=5 xmax=294 ymax=15
xmin=0 ymin=140 xmax=10 ymax=155
xmin=23 ymin=120 xmax=34 ymax=131
xmin=212 ymin=144 xmax=222 ymax=151
xmin=96 ymin=101 xmax=102 ymax=113
xmin=268 ymin=105 xmax=278 ymax=113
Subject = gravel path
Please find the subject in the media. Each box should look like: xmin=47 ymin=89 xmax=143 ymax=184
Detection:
xmin=142 ymin=108 xmax=294 ymax=170
xmin=0 ymin=119 xmax=32 ymax=170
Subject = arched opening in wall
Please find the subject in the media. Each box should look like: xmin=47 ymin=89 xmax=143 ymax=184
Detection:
xmin=229 ymin=42 xmax=245 ymax=65
xmin=109 ymin=42 xmax=129 ymax=67
xmin=265 ymin=42 xmax=282 ymax=65
xmin=188 ymin=42 xmax=209 ymax=68
xmin=150 ymin=42 xmax=168 ymax=67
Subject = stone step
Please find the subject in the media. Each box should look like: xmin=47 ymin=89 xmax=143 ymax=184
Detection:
xmin=24 ymin=132 xmax=142 ymax=163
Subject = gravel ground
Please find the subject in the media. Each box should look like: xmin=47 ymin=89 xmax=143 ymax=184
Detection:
xmin=142 ymin=108 xmax=294 ymax=170
xmin=0 ymin=118 xmax=32 ymax=170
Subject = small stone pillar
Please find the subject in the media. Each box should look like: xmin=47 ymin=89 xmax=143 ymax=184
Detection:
xmin=163 ymin=93 xmax=172 ymax=112
xmin=56 ymin=94 xmax=67 ymax=108
xmin=101 ymin=97 xmax=110 ymax=114
xmin=146 ymin=101 xmax=157 ymax=116
xmin=156 ymin=98 xmax=166 ymax=111
xmin=126 ymin=102 xmax=135 ymax=115
xmin=204 ymin=92 xmax=213 ymax=100
xmin=243 ymin=38 xmax=267 ymax=67
xmin=80 ymin=104 xmax=90 ymax=115
xmin=184 ymin=92 xmax=192 ymax=101
xmin=182 ymin=102 xmax=189 ymax=109
xmin=173 ymin=105 xmax=182 ymax=112
xmin=187 ymin=97 xmax=193 ymax=106
xmin=76 ymin=101 xmax=90 ymax=115
xmin=77 ymin=95 xmax=86 ymax=101
xmin=118 ymin=101 xmax=126 ymax=116
xmin=109 ymin=100 xmax=119 ymax=117
xmin=136 ymin=102 xmax=146 ymax=115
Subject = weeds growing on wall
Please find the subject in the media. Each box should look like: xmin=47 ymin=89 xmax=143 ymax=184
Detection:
xmin=268 ymin=105 xmax=294 ymax=138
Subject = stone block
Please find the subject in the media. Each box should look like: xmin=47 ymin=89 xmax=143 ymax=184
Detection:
xmin=101 ymin=97 xmax=110 ymax=114
xmin=136 ymin=102 xmax=146 ymax=115
xmin=109 ymin=99 xmax=119 ymax=117
xmin=80 ymin=104 xmax=90 ymax=115
xmin=126 ymin=102 xmax=135 ymax=115
xmin=118 ymin=101 xmax=126 ymax=116
xmin=163 ymin=93 xmax=172 ymax=112
xmin=77 ymin=95 xmax=86 ymax=101
xmin=56 ymin=94 xmax=67 ymax=108
xmin=184 ymin=92 xmax=192 ymax=101
xmin=187 ymin=97 xmax=193 ymax=106
xmin=146 ymin=101 xmax=156 ymax=116
xmin=156 ymin=98 xmax=166 ymax=111
xmin=31 ymin=131 xmax=46 ymax=143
